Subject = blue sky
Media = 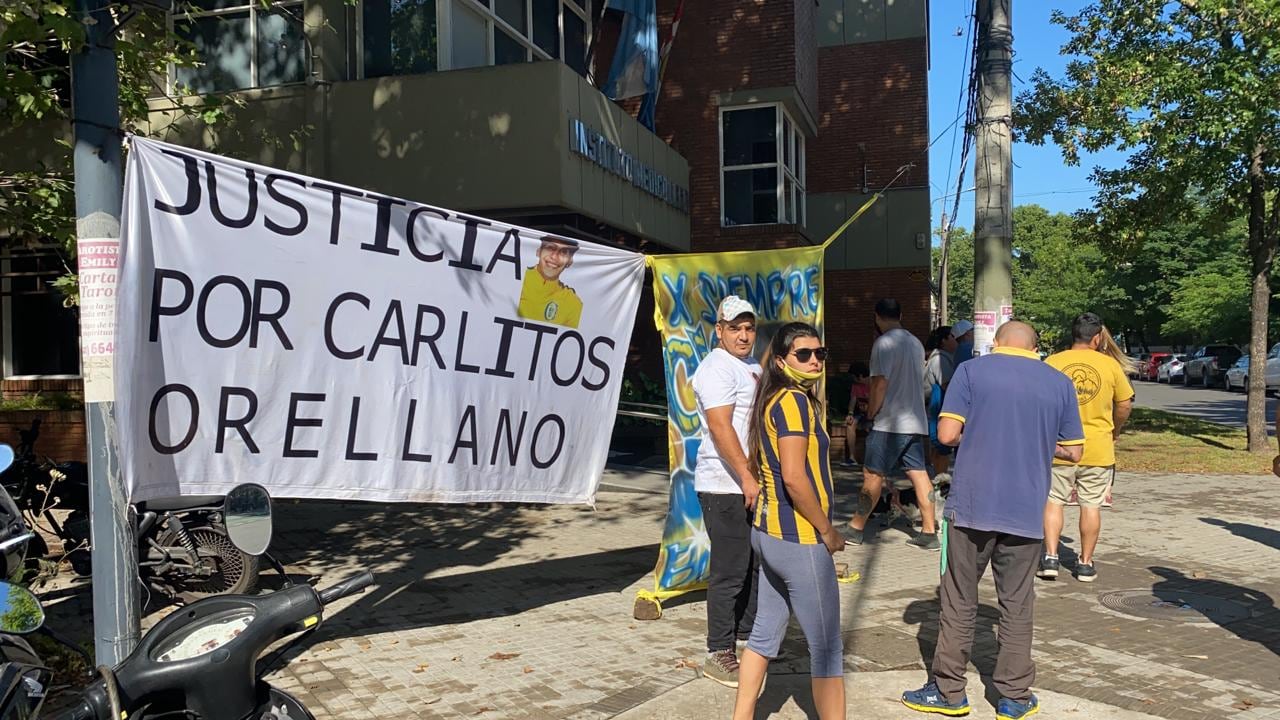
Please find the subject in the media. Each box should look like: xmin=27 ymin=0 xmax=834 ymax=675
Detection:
xmin=928 ymin=1 xmax=1130 ymax=233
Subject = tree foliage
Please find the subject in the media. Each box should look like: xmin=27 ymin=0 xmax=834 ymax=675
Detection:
xmin=1017 ymin=0 xmax=1280 ymax=451
xmin=933 ymin=225 xmax=974 ymax=323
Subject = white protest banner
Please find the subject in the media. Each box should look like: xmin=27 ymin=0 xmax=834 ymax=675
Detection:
xmin=117 ymin=138 xmax=645 ymax=504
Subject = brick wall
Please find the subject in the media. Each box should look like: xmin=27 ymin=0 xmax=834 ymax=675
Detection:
xmin=2 ymin=378 xmax=83 ymax=402
xmin=0 ymin=410 xmax=85 ymax=462
xmin=809 ymin=39 xmax=930 ymax=194
xmin=825 ymin=266 xmax=931 ymax=370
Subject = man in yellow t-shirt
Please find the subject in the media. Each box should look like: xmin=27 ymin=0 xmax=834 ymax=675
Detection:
xmin=1041 ymin=312 xmax=1134 ymax=584
xmin=517 ymin=236 xmax=583 ymax=328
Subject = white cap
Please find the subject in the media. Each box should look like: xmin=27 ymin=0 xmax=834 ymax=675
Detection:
xmin=951 ymin=319 xmax=974 ymax=337
xmin=718 ymin=295 xmax=756 ymax=321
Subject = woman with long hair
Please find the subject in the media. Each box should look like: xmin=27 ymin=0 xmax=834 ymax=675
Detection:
xmin=1097 ymin=325 xmax=1139 ymax=377
xmin=734 ymin=322 xmax=846 ymax=720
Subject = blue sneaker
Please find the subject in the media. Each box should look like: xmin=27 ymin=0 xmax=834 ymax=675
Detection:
xmin=901 ymin=681 xmax=971 ymax=716
xmin=997 ymin=694 xmax=1040 ymax=719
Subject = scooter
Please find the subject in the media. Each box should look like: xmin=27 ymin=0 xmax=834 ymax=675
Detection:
xmin=2 ymin=420 xmax=265 ymax=602
xmin=0 ymin=484 xmax=375 ymax=720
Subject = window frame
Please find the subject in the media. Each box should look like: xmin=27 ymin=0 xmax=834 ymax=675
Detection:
xmin=0 ymin=248 xmax=82 ymax=380
xmin=718 ymin=102 xmax=807 ymax=228
xmin=169 ymin=0 xmax=308 ymax=94
xmin=354 ymin=0 xmax=591 ymax=78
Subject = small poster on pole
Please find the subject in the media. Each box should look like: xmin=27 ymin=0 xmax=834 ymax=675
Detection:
xmin=77 ymin=237 xmax=119 ymax=402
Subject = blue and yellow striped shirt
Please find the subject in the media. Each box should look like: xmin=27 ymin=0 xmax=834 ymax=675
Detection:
xmin=754 ymin=389 xmax=833 ymax=544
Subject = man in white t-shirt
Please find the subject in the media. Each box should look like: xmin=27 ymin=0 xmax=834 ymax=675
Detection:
xmin=691 ymin=295 xmax=762 ymax=688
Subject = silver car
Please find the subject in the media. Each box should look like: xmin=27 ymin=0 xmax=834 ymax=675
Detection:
xmin=1158 ymin=355 xmax=1187 ymax=383
xmin=1224 ymin=355 xmax=1250 ymax=392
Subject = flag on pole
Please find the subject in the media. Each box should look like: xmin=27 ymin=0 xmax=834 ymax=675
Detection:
xmin=604 ymin=0 xmax=658 ymax=129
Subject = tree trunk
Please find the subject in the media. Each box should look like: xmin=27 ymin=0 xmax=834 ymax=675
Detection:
xmin=1245 ymin=143 xmax=1274 ymax=453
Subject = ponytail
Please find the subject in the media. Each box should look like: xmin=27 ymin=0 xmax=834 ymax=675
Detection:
xmin=1098 ymin=326 xmax=1137 ymax=375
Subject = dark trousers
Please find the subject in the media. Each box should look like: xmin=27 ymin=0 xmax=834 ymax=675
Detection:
xmin=932 ymin=523 xmax=1039 ymax=703
xmin=698 ymin=492 xmax=758 ymax=652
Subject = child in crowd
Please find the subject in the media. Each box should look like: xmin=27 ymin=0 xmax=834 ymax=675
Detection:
xmin=842 ymin=361 xmax=871 ymax=467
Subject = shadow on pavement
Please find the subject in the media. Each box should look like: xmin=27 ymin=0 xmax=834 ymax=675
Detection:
xmin=1149 ymin=566 xmax=1280 ymax=657
xmin=752 ymin=673 xmax=819 ymax=719
xmin=902 ymin=593 xmax=1000 ymax=679
xmin=1200 ymin=517 xmax=1280 ymax=551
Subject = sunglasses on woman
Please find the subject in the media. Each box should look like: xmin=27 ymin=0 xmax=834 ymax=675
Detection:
xmin=789 ymin=347 xmax=829 ymax=362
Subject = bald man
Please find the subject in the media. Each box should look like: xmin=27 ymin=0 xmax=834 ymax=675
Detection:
xmin=901 ymin=322 xmax=1084 ymax=720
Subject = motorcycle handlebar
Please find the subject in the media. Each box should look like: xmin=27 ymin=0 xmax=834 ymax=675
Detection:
xmin=317 ymin=572 xmax=374 ymax=605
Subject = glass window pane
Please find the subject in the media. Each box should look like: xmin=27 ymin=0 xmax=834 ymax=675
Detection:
xmin=175 ymin=12 xmax=254 ymax=93
xmin=364 ymin=0 xmax=438 ymax=77
xmin=796 ymin=132 xmax=805 ymax=182
xmin=451 ymin=0 xmax=489 ymax=69
xmin=190 ymin=0 xmax=242 ymax=10
xmin=782 ymin=116 xmax=792 ymax=169
xmin=784 ymin=176 xmax=794 ymax=223
xmin=722 ymin=107 xmax=776 ymax=167
xmin=532 ymin=0 xmax=559 ymax=57
xmin=494 ymin=27 xmax=527 ymax=64
xmin=563 ymin=8 xmax=586 ymax=76
xmin=257 ymin=6 xmax=306 ymax=85
xmin=798 ymin=188 xmax=806 ymax=226
xmin=723 ymin=167 xmax=778 ymax=226
xmin=494 ymin=0 xmax=527 ymax=34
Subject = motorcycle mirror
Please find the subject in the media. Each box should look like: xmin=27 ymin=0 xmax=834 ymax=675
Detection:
xmin=0 ymin=445 xmax=13 ymax=475
xmin=0 ymin=582 xmax=43 ymax=634
xmin=224 ymin=483 xmax=273 ymax=556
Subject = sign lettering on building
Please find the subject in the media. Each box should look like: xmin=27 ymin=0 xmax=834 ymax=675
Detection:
xmin=569 ymin=118 xmax=690 ymax=214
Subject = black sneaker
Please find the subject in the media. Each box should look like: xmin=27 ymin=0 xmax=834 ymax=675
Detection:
xmin=1037 ymin=556 xmax=1059 ymax=580
xmin=907 ymin=532 xmax=941 ymax=551
xmin=840 ymin=526 xmax=864 ymax=545
xmin=1075 ymin=562 xmax=1098 ymax=583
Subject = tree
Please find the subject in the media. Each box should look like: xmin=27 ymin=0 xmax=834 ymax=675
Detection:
xmin=1010 ymin=204 xmax=1127 ymax=349
xmin=2 ymin=2 xmax=283 ymax=302
xmin=1018 ymin=0 xmax=1280 ymax=452
xmin=933 ymin=225 xmax=974 ymax=324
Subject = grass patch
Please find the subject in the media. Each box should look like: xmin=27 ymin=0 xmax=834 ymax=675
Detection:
xmin=1118 ymin=407 xmax=1271 ymax=474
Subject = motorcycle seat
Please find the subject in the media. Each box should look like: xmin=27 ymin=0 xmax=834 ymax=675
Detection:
xmin=142 ymin=495 xmax=225 ymax=511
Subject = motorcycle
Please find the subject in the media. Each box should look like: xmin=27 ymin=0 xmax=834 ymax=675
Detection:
xmin=0 ymin=484 xmax=373 ymax=720
xmin=1 ymin=420 xmax=263 ymax=602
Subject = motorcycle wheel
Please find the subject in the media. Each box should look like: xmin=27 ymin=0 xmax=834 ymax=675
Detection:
xmin=257 ymin=685 xmax=317 ymax=720
xmin=179 ymin=527 xmax=260 ymax=600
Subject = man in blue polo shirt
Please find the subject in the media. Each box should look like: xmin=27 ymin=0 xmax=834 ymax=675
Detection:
xmin=901 ymin=321 xmax=1084 ymax=720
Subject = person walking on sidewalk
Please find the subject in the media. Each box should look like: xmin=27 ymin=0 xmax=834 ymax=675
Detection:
xmin=923 ymin=325 xmax=958 ymax=478
xmin=843 ymin=298 xmax=939 ymax=550
xmin=902 ymin=321 xmax=1083 ymax=720
xmin=691 ymin=295 xmax=764 ymax=688
xmin=951 ymin=319 xmax=976 ymax=368
xmin=1040 ymin=313 xmax=1135 ymax=583
xmin=734 ymin=322 xmax=845 ymax=720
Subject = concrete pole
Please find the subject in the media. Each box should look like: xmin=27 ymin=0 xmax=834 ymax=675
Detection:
xmin=70 ymin=0 xmax=141 ymax=664
xmin=973 ymin=0 xmax=1013 ymax=354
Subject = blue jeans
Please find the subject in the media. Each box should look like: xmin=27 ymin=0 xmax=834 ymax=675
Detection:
xmin=865 ymin=430 xmax=928 ymax=476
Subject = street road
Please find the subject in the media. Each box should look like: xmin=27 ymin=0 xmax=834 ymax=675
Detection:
xmin=1131 ymin=377 xmax=1276 ymax=434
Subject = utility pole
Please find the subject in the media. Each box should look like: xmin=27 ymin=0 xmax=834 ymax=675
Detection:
xmin=71 ymin=0 xmax=140 ymax=664
xmin=973 ymin=0 xmax=1013 ymax=354
xmin=938 ymin=212 xmax=951 ymax=325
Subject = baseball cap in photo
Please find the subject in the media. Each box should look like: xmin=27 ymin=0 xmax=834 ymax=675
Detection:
xmin=951 ymin=319 xmax=974 ymax=337
xmin=718 ymin=295 xmax=756 ymax=321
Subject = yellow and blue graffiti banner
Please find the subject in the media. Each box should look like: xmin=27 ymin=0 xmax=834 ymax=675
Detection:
xmin=638 ymin=245 xmax=825 ymax=606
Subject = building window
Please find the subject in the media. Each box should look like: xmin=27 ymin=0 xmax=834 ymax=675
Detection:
xmin=363 ymin=0 xmax=438 ymax=77
xmin=361 ymin=0 xmax=591 ymax=77
xmin=1 ymin=250 xmax=80 ymax=378
xmin=720 ymin=104 xmax=806 ymax=227
xmin=174 ymin=0 xmax=307 ymax=93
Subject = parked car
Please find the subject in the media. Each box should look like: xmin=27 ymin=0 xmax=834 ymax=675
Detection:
xmin=1183 ymin=344 xmax=1243 ymax=387
xmin=1224 ymin=355 xmax=1249 ymax=392
xmin=1264 ymin=343 xmax=1280 ymax=395
xmin=1158 ymin=355 xmax=1187 ymax=383
xmin=1126 ymin=353 xmax=1150 ymax=379
xmin=1140 ymin=352 xmax=1171 ymax=381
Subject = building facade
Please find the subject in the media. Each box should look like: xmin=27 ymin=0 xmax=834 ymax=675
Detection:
xmin=0 ymin=0 xmax=929 ymax=414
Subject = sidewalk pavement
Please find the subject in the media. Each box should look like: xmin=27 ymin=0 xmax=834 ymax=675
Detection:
xmin=39 ymin=466 xmax=1280 ymax=719
xmin=614 ymin=670 xmax=1168 ymax=719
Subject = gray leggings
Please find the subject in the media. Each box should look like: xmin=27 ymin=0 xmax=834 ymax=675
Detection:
xmin=745 ymin=529 xmax=844 ymax=677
